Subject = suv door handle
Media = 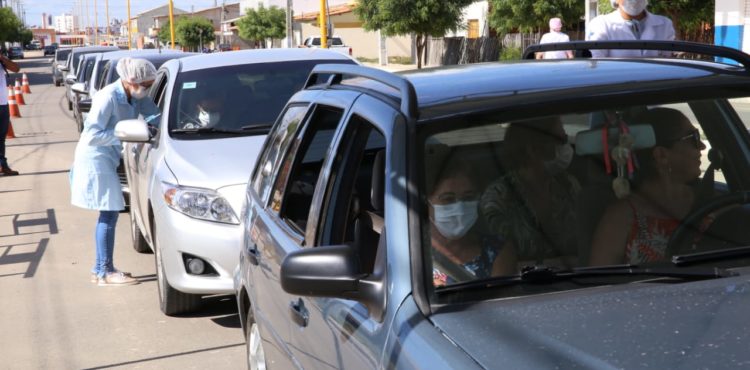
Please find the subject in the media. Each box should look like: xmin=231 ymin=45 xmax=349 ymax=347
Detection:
xmin=289 ymin=298 xmax=309 ymax=327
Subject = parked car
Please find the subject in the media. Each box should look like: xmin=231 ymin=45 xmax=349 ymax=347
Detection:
xmin=114 ymin=48 xmax=358 ymax=316
xmin=301 ymin=36 xmax=352 ymax=56
xmin=235 ymin=41 xmax=750 ymax=369
xmin=61 ymin=45 xmax=119 ymax=110
xmin=8 ymin=46 xmax=23 ymax=60
xmin=43 ymin=45 xmax=57 ymax=56
xmin=69 ymin=53 xmax=100 ymax=132
xmin=52 ymin=47 xmax=74 ymax=86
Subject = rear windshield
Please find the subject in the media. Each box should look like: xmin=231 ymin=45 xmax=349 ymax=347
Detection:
xmin=168 ymin=59 xmax=354 ymax=138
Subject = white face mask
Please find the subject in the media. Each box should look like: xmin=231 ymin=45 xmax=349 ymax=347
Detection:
xmin=621 ymin=0 xmax=647 ymax=16
xmin=131 ymin=86 xmax=148 ymax=99
xmin=544 ymin=142 xmax=574 ymax=175
xmin=198 ymin=108 xmax=221 ymax=127
xmin=431 ymin=201 xmax=478 ymax=240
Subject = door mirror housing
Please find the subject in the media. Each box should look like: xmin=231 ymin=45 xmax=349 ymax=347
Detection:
xmin=115 ymin=119 xmax=151 ymax=142
xmin=57 ymin=65 xmax=69 ymax=72
xmin=281 ymin=242 xmax=386 ymax=322
xmin=71 ymin=82 xmax=87 ymax=95
xmin=65 ymin=75 xmax=77 ymax=85
xmin=77 ymin=98 xmax=92 ymax=113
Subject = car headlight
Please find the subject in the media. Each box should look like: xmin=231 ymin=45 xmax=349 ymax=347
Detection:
xmin=161 ymin=182 xmax=239 ymax=224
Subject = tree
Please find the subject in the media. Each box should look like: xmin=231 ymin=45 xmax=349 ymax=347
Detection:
xmin=0 ymin=8 xmax=23 ymax=44
xmin=174 ymin=17 xmax=215 ymax=51
xmin=237 ymin=5 xmax=286 ymax=48
xmin=19 ymin=28 xmax=32 ymax=46
xmin=488 ymin=0 xmax=584 ymax=34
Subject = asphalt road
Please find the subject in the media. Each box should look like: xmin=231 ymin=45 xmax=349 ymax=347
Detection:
xmin=0 ymin=51 xmax=245 ymax=369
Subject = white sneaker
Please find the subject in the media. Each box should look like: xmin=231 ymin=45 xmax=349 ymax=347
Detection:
xmin=98 ymin=272 xmax=139 ymax=286
xmin=91 ymin=270 xmax=132 ymax=283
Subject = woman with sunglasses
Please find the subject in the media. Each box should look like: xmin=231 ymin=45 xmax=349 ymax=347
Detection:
xmin=590 ymin=107 xmax=708 ymax=265
xmin=69 ymin=58 xmax=160 ymax=286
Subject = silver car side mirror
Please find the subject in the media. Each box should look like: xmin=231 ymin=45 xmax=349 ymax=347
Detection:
xmin=115 ymin=119 xmax=151 ymax=142
xmin=71 ymin=82 xmax=87 ymax=95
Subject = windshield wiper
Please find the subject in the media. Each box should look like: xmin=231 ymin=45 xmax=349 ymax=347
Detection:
xmin=672 ymin=246 xmax=750 ymax=266
xmin=171 ymin=127 xmax=246 ymax=134
xmin=239 ymin=123 xmax=274 ymax=134
xmin=436 ymin=264 xmax=737 ymax=294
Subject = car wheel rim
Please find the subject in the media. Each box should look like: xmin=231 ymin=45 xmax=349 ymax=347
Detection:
xmin=248 ymin=323 xmax=266 ymax=370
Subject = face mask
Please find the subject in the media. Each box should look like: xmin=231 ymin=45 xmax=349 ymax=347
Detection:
xmin=198 ymin=108 xmax=221 ymax=127
xmin=131 ymin=86 xmax=148 ymax=99
xmin=544 ymin=142 xmax=574 ymax=175
xmin=431 ymin=201 xmax=478 ymax=240
xmin=621 ymin=0 xmax=647 ymax=16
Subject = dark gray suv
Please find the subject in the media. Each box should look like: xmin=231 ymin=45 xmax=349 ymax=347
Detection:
xmin=236 ymin=41 xmax=750 ymax=369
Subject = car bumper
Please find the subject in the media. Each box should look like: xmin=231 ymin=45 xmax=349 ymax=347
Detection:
xmin=154 ymin=204 xmax=242 ymax=295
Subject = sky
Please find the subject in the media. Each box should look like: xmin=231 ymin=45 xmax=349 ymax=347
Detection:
xmin=22 ymin=0 xmax=349 ymax=28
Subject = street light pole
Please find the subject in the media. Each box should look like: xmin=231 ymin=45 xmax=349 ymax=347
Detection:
xmin=168 ymin=0 xmax=176 ymax=49
xmin=127 ymin=0 xmax=132 ymax=49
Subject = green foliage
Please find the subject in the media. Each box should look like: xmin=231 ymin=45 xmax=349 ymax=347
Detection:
xmin=488 ymin=0 xmax=584 ymax=33
xmin=0 ymin=8 xmax=23 ymax=43
xmin=174 ymin=17 xmax=214 ymax=50
xmin=157 ymin=19 xmax=174 ymax=45
xmin=598 ymin=0 xmax=614 ymax=14
xmin=237 ymin=5 xmax=286 ymax=47
xmin=355 ymin=0 xmax=473 ymax=68
xmin=499 ymin=46 xmax=522 ymax=60
xmin=19 ymin=28 xmax=32 ymax=45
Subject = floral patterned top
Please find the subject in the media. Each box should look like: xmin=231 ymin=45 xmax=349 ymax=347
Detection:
xmin=432 ymin=235 xmax=503 ymax=287
xmin=480 ymin=172 xmax=581 ymax=263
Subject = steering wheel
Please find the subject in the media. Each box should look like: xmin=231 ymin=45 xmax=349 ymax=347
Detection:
xmin=666 ymin=191 xmax=750 ymax=257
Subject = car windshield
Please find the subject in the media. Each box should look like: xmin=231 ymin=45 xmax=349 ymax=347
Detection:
xmin=169 ymin=59 xmax=352 ymax=137
xmin=56 ymin=49 xmax=71 ymax=62
xmin=421 ymin=97 xmax=750 ymax=299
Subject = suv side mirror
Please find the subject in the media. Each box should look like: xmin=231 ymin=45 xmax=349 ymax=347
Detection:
xmin=65 ymin=74 xmax=76 ymax=85
xmin=57 ymin=65 xmax=69 ymax=72
xmin=281 ymin=242 xmax=386 ymax=322
xmin=78 ymin=98 xmax=92 ymax=113
xmin=115 ymin=119 xmax=151 ymax=142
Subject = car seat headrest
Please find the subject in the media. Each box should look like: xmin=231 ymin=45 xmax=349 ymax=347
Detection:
xmin=575 ymin=124 xmax=656 ymax=156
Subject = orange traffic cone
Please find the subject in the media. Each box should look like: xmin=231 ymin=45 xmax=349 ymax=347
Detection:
xmin=6 ymin=119 xmax=15 ymax=138
xmin=21 ymin=73 xmax=31 ymax=94
xmin=8 ymin=86 xmax=20 ymax=118
xmin=14 ymin=80 xmax=25 ymax=105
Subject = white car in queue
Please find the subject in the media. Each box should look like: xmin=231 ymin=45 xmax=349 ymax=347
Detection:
xmin=114 ymin=49 xmax=357 ymax=315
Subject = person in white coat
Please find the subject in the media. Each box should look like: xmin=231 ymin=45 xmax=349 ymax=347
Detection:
xmin=586 ymin=0 xmax=675 ymax=58
xmin=69 ymin=57 xmax=159 ymax=286
xmin=537 ymin=18 xmax=574 ymax=59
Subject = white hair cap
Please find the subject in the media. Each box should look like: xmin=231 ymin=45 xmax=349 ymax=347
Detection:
xmin=116 ymin=57 xmax=157 ymax=84
xmin=610 ymin=0 xmax=619 ymax=8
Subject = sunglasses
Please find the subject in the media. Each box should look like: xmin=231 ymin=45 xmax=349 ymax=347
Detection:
xmin=668 ymin=130 xmax=701 ymax=148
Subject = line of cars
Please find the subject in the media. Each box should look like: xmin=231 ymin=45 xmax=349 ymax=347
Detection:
xmin=105 ymin=40 xmax=750 ymax=369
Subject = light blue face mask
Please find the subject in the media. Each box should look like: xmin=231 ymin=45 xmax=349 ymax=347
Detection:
xmin=621 ymin=0 xmax=648 ymax=17
xmin=431 ymin=201 xmax=479 ymax=240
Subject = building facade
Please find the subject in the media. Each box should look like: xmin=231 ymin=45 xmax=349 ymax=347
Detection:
xmin=53 ymin=14 xmax=78 ymax=33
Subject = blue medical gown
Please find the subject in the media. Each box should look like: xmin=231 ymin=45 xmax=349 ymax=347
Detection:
xmin=69 ymin=80 xmax=159 ymax=211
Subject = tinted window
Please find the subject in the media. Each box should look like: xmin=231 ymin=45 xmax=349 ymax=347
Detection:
xmin=168 ymin=59 xmax=354 ymax=136
xmin=83 ymin=59 xmax=96 ymax=83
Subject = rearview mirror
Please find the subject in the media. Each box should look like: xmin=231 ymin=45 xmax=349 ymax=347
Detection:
xmin=115 ymin=119 xmax=151 ymax=142
xmin=281 ymin=243 xmax=385 ymax=321
xmin=71 ymin=82 xmax=87 ymax=95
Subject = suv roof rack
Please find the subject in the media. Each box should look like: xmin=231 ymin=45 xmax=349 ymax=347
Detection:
xmin=304 ymin=64 xmax=419 ymax=119
xmin=523 ymin=40 xmax=750 ymax=69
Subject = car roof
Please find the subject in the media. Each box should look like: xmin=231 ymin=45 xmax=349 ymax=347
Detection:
xmin=340 ymin=59 xmax=750 ymax=120
xmin=71 ymin=46 xmax=119 ymax=55
xmin=176 ymin=48 xmax=355 ymax=72
xmin=98 ymin=49 xmax=187 ymax=62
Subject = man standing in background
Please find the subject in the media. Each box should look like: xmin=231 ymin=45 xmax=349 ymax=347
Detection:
xmin=0 ymin=52 xmax=20 ymax=176
xmin=586 ymin=0 xmax=675 ymax=57
xmin=537 ymin=17 xmax=574 ymax=59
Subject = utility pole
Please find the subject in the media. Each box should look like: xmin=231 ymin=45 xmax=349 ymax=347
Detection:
xmin=319 ymin=0 xmax=327 ymax=48
xmin=127 ymin=0 xmax=132 ymax=49
xmin=94 ymin=0 xmax=99 ymax=45
xmin=168 ymin=0 xmax=176 ymax=49
xmin=85 ymin=0 xmax=90 ymax=44
xmin=106 ymin=0 xmax=110 ymax=44
xmin=286 ymin=0 xmax=293 ymax=48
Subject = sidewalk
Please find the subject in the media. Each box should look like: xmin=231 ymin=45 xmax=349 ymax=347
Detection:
xmin=361 ymin=62 xmax=418 ymax=72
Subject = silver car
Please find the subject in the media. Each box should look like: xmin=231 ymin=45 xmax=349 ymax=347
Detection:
xmin=115 ymin=48 xmax=357 ymax=316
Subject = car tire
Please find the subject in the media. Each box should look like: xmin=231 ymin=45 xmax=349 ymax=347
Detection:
xmin=55 ymin=80 xmax=60 ymax=87
xmin=246 ymin=311 xmax=267 ymax=370
xmin=68 ymin=100 xmax=72 ymax=110
xmin=76 ymin=115 xmax=83 ymax=133
xmin=130 ymin=213 xmax=150 ymax=254
xmin=154 ymin=227 xmax=201 ymax=316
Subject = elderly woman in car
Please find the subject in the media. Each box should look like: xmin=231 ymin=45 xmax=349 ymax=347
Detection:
xmin=590 ymin=108 xmax=709 ymax=265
